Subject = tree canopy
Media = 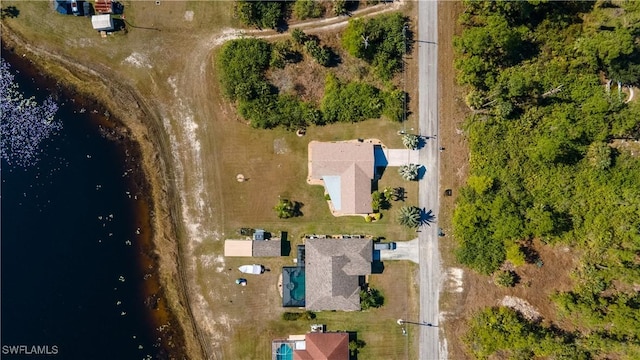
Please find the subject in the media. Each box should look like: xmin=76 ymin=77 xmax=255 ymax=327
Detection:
xmin=464 ymin=307 xmax=590 ymax=360
xmin=217 ymin=36 xmax=406 ymax=130
xmin=342 ymin=12 xmax=411 ymax=80
xmin=235 ymin=1 xmax=286 ymax=29
xmin=217 ymin=38 xmax=272 ymax=101
xmin=454 ymin=2 xmax=640 ymax=358
xmin=321 ymin=73 xmax=405 ymax=123
xmin=293 ymin=0 xmax=324 ymax=20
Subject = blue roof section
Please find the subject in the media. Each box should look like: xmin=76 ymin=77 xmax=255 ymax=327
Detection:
xmin=374 ymin=145 xmax=388 ymax=167
xmin=322 ymin=175 xmax=342 ymax=210
xmin=253 ymin=229 xmax=265 ymax=241
xmin=55 ymin=0 xmax=69 ymax=14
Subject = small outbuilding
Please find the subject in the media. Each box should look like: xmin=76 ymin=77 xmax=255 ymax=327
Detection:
xmin=252 ymin=240 xmax=282 ymax=257
xmin=224 ymin=240 xmax=253 ymax=257
xmin=91 ymin=14 xmax=114 ymax=31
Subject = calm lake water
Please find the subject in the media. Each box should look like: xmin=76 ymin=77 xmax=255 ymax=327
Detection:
xmin=1 ymin=51 xmax=168 ymax=359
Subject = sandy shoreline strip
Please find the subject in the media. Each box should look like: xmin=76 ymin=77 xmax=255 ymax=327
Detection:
xmin=1 ymin=25 xmax=206 ymax=360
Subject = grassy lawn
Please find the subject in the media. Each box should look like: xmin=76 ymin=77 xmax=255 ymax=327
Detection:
xmin=193 ymin=102 xmax=421 ymax=359
xmin=3 ymin=1 xmax=421 ymax=358
xmin=209 ymin=116 xmax=419 ymax=240
xmin=215 ymin=260 xmax=419 ymax=360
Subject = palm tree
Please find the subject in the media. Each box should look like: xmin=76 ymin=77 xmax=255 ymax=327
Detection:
xmin=398 ymin=163 xmax=420 ymax=181
xmin=402 ymin=133 xmax=420 ymax=150
xmin=274 ymin=198 xmax=300 ymax=219
xmin=398 ymin=206 xmax=421 ymax=228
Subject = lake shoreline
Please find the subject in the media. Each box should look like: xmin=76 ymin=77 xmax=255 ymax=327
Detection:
xmin=2 ymin=26 xmax=206 ymax=360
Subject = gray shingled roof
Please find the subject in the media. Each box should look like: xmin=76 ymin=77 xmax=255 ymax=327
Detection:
xmin=305 ymin=238 xmax=372 ymax=311
xmin=252 ymin=240 xmax=281 ymax=257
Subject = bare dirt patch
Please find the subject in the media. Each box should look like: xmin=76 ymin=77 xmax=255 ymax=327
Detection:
xmin=611 ymin=138 xmax=640 ymax=157
xmin=501 ymin=296 xmax=541 ymax=322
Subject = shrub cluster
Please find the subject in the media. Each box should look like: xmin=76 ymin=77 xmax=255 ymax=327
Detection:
xmin=342 ymin=12 xmax=411 ymax=80
xmin=282 ymin=311 xmax=316 ymax=321
xmin=465 ymin=307 xmax=589 ymax=359
xmin=235 ymin=1 xmax=285 ymax=29
xmin=291 ymin=29 xmax=333 ymax=67
xmin=217 ymin=38 xmax=272 ymax=102
xmin=321 ymin=73 xmax=405 ymax=123
xmin=218 ymin=36 xmax=406 ymax=130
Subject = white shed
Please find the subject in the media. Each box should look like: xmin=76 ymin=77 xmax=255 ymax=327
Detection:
xmin=91 ymin=15 xmax=114 ymax=31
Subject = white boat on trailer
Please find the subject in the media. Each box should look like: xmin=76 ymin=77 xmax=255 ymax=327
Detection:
xmin=238 ymin=264 xmax=264 ymax=274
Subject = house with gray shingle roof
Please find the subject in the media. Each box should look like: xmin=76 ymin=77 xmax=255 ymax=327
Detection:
xmin=308 ymin=141 xmax=375 ymax=215
xmin=305 ymin=238 xmax=372 ymax=311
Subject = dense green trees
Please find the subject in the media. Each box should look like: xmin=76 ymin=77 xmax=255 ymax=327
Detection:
xmin=321 ymin=73 xmax=382 ymax=122
xmin=289 ymin=29 xmax=334 ymax=66
xmin=381 ymin=89 xmax=405 ymax=122
xmin=304 ymin=39 xmax=332 ymax=66
xmin=238 ymin=94 xmax=322 ymax=130
xmin=218 ymin=36 xmax=405 ymax=129
xmin=218 ymin=38 xmax=318 ymax=129
xmin=342 ymin=12 xmax=410 ymax=80
xmin=321 ymin=73 xmax=405 ymax=123
xmin=454 ymin=14 xmax=529 ymax=90
xmin=464 ymin=307 xmax=589 ymax=360
xmin=235 ymin=1 xmax=286 ymax=29
xmin=217 ymin=38 xmax=272 ymax=101
xmin=453 ymin=0 xmax=640 ymax=274
xmin=454 ymin=2 xmax=640 ymax=358
xmin=332 ymin=0 xmax=348 ymax=16
xmin=293 ymin=0 xmax=324 ymax=20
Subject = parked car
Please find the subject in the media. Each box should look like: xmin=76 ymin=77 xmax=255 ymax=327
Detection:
xmin=71 ymin=0 xmax=80 ymax=15
xmin=374 ymin=242 xmax=397 ymax=251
